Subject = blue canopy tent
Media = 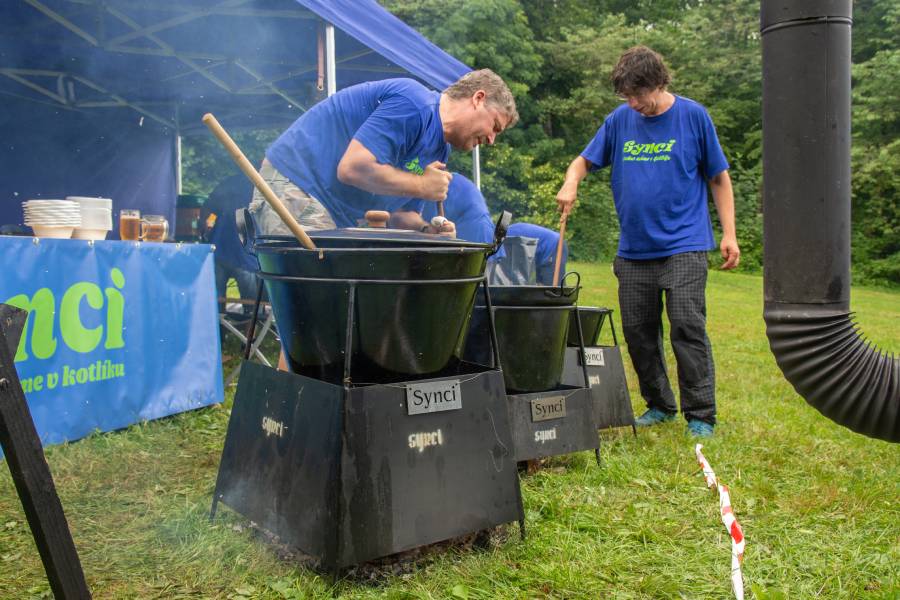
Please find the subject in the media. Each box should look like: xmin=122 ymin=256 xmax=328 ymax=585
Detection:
xmin=0 ymin=0 xmax=471 ymax=232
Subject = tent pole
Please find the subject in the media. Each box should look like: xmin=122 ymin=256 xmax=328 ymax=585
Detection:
xmin=175 ymin=104 xmax=183 ymax=195
xmin=325 ymin=23 xmax=336 ymax=96
xmin=175 ymin=134 xmax=183 ymax=195
xmin=472 ymin=146 xmax=481 ymax=189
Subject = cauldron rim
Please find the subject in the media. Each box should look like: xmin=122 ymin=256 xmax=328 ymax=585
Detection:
xmin=254 ymin=231 xmax=492 ymax=250
xmin=254 ymin=244 xmax=491 ymax=255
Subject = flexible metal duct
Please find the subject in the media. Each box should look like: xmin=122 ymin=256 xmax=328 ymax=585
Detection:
xmin=761 ymin=0 xmax=899 ymax=442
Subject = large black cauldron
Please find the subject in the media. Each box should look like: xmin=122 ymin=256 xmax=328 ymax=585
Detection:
xmin=253 ymin=229 xmax=494 ymax=385
xmin=466 ymin=281 xmax=580 ymax=393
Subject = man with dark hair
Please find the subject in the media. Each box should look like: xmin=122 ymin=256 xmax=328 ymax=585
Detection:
xmin=555 ymin=46 xmax=739 ymax=437
xmin=250 ymin=69 xmax=518 ymax=236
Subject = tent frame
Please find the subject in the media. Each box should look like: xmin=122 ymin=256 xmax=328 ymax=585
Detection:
xmin=4 ymin=0 xmax=481 ymax=189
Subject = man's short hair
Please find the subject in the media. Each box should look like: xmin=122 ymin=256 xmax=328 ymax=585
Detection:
xmin=611 ymin=46 xmax=671 ymax=96
xmin=444 ymin=69 xmax=519 ymax=127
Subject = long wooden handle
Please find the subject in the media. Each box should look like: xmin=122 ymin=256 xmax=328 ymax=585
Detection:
xmin=552 ymin=211 xmax=568 ymax=287
xmin=201 ymin=113 xmax=316 ymax=251
xmin=438 ymin=200 xmax=445 ymax=217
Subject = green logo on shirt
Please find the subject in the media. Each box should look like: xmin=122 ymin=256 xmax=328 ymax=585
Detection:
xmin=622 ymin=139 xmax=676 ymax=162
xmin=404 ymin=157 xmax=425 ymax=175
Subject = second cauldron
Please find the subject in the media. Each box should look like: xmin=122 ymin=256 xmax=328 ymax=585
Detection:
xmin=464 ymin=281 xmax=580 ymax=393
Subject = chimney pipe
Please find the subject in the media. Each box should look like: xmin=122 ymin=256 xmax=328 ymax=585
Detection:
xmin=761 ymin=0 xmax=898 ymax=442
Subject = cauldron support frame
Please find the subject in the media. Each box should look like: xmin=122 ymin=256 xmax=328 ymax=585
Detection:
xmin=478 ymin=298 xmax=602 ymax=467
xmin=212 ymin=269 xmax=526 ymax=576
xmin=571 ymin=305 xmax=601 ymax=466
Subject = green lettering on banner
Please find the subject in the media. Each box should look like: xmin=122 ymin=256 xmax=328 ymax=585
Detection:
xmin=5 ymin=289 xmax=57 ymax=361
xmin=8 ymin=269 xmax=128 ymax=362
xmin=60 ymin=282 xmax=104 ymax=353
xmin=104 ymin=268 xmax=126 ymax=349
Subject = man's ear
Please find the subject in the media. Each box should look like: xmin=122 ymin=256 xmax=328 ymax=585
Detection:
xmin=472 ymin=89 xmax=486 ymax=107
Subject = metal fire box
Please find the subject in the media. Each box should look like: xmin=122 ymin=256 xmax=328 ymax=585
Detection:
xmin=212 ymin=360 xmax=524 ymax=571
xmin=505 ymin=385 xmax=599 ymax=462
xmin=561 ymin=346 xmax=635 ymax=431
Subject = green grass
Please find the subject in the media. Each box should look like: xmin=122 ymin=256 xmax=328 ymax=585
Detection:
xmin=2 ymin=263 xmax=898 ymax=599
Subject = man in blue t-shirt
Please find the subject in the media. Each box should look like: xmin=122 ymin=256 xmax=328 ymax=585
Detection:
xmin=421 ymin=174 xmax=567 ymax=283
xmin=556 ymin=46 xmax=740 ymax=437
xmin=506 ymin=222 xmax=567 ymax=286
xmin=206 ymin=173 xmax=259 ymax=316
xmin=249 ymin=70 xmax=518 ymax=236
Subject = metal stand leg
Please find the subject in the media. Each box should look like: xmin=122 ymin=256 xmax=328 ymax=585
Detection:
xmin=244 ymin=278 xmax=266 ymax=361
xmin=573 ymin=305 xmax=590 ymax=389
xmin=329 ymin=284 xmax=355 ymax=583
xmin=342 ymin=284 xmax=356 ymax=386
xmin=482 ymin=278 xmax=502 ymax=370
xmin=209 ymin=495 xmax=219 ymax=522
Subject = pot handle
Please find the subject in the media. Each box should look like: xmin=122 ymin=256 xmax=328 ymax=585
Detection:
xmin=235 ymin=207 xmax=258 ymax=255
xmin=489 ymin=210 xmax=513 ymax=257
xmin=545 ymin=271 xmax=581 ymax=298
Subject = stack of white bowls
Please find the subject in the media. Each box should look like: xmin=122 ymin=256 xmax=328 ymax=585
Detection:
xmin=23 ymin=199 xmax=82 ymax=238
xmin=67 ymin=197 xmax=113 ymax=240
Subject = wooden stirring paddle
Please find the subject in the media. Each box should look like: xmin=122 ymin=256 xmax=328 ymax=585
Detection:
xmin=202 ymin=113 xmax=316 ymax=251
xmin=552 ymin=210 xmax=569 ymax=287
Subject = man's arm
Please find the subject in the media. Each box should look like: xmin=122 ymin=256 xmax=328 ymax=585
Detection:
xmin=709 ymin=170 xmax=740 ymax=270
xmin=389 ymin=210 xmax=456 ymax=236
xmin=555 ymin=156 xmax=592 ymax=215
xmin=337 ymin=140 xmax=452 ymax=201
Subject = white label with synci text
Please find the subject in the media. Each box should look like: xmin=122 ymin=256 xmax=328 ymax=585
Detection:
xmin=406 ymin=379 xmax=462 ymax=415
xmin=584 ymin=347 xmax=605 ymax=367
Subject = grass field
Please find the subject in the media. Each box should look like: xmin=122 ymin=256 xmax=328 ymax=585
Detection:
xmin=1 ymin=263 xmax=898 ymax=599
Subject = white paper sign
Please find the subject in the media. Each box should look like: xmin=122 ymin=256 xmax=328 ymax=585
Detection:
xmin=584 ymin=347 xmax=605 ymax=367
xmin=406 ymin=379 xmax=462 ymax=415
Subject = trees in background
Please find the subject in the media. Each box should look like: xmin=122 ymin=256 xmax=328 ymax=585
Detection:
xmin=384 ymin=0 xmax=898 ymax=285
xmin=180 ymin=0 xmax=896 ymax=285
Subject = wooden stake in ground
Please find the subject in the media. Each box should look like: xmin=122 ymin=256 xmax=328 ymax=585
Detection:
xmin=201 ymin=113 xmax=317 ymax=251
xmin=0 ymin=305 xmax=91 ymax=599
xmin=552 ymin=210 xmax=569 ymax=287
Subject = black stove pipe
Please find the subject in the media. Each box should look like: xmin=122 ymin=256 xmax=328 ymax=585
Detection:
xmin=761 ymin=0 xmax=898 ymax=442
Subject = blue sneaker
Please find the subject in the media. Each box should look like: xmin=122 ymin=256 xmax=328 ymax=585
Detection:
xmin=687 ymin=419 xmax=715 ymax=437
xmin=635 ymin=408 xmax=676 ymax=427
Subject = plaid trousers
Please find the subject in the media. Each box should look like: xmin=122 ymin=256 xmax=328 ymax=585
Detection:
xmin=613 ymin=251 xmax=716 ymax=424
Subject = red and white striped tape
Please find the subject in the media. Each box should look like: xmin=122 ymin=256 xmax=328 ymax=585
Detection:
xmin=695 ymin=443 xmax=745 ymax=600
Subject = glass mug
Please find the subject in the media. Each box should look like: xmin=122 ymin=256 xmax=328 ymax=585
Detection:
xmin=141 ymin=215 xmax=169 ymax=242
xmin=119 ymin=209 xmax=141 ymax=241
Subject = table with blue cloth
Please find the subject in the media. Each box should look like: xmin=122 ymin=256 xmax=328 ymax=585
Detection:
xmin=0 ymin=236 xmax=223 ymax=452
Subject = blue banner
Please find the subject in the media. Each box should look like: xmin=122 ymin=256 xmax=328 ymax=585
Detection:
xmin=1 ymin=237 xmax=223 ymax=451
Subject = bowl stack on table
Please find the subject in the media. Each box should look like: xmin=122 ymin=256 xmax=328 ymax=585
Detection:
xmin=67 ymin=197 xmax=113 ymax=240
xmin=23 ymin=199 xmax=81 ymax=239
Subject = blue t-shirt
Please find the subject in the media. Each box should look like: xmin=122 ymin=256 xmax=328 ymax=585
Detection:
xmin=206 ymin=174 xmax=258 ymax=272
xmin=266 ymin=79 xmax=449 ymax=228
xmin=581 ymin=95 xmax=728 ymax=259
